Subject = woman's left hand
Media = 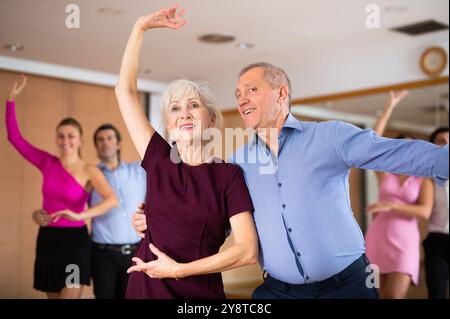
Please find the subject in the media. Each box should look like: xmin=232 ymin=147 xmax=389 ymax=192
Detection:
xmin=127 ymin=243 xmax=179 ymax=279
xmin=366 ymin=202 xmax=394 ymax=215
xmin=52 ymin=209 xmax=84 ymax=222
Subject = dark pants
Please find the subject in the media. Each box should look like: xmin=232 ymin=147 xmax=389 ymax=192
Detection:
xmin=92 ymin=243 xmax=137 ymax=299
xmin=252 ymin=254 xmax=379 ymax=299
xmin=423 ymin=232 xmax=449 ymax=299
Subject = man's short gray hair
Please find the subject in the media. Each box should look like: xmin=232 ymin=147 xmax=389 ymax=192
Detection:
xmin=239 ymin=62 xmax=292 ymax=109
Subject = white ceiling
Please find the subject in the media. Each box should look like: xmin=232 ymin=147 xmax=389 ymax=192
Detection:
xmin=0 ymin=0 xmax=449 ymax=127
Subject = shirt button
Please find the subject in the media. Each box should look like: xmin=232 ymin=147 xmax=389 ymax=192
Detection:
xmin=282 ymin=204 xmax=286 ymax=209
xmin=278 ymin=183 xmax=282 ymax=187
xmin=288 ymin=228 xmax=292 ymax=232
xmin=297 ymin=252 xmax=301 ymax=257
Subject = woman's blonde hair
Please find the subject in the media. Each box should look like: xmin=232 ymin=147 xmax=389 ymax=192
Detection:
xmin=161 ymin=79 xmax=223 ymax=130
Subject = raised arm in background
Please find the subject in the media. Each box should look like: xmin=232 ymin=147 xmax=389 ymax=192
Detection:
xmin=372 ymin=90 xmax=409 ymax=181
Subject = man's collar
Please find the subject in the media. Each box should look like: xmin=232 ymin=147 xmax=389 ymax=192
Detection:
xmin=98 ymin=160 xmax=122 ymax=171
xmin=283 ymin=113 xmax=304 ymax=132
xmin=248 ymin=113 xmax=303 ymax=149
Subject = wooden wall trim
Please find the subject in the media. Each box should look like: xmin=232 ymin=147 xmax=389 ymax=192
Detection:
xmin=222 ymin=108 xmax=239 ymax=115
xmin=221 ymin=76 xmax=449 ymax=115
xmin=292 ymin=76 xmax=449 ymax=105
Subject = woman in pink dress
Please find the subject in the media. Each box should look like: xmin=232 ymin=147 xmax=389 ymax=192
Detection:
xmin=5 ymin=75 xmax=118 ymax=298
xmin=365 ymin=91 xmax=434 ymax=299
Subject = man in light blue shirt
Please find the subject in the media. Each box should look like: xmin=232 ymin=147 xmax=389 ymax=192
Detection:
xmin=131 ymin=63 xmax=448 ymax=299
xmin=231 ymin=63 xmax=449 ymax=299
xmin=90 ymin=124 xmax=146 ymax=299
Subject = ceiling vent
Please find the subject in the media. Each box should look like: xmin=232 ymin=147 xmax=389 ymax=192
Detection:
xmin=198 ymin=33 xmax=235 ymax=44
xmin=391 ymin=20 xmax=448 ymax=35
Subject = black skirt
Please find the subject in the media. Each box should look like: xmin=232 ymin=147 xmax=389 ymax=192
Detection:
xmin=34 ymin=226 xmax=91 ymax=293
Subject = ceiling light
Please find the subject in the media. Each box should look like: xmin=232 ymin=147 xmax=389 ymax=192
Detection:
xmin=138 ymin=68 xmax=152 ymax=76
xmin=384 ymin=6 xmax=408 ymax=13
xmin=236 ymin=42 xmax=254 ymax=50
xmin=198 ymin=33 xmax=235 ymax=44
xmin=98 ymin=7 xmax=122 ymax=15
xmin=4 ymin=43 xmax=24 ymax=52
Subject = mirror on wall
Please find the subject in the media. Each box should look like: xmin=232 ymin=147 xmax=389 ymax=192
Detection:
xmin=291 ymin=82 xmax=449 ymax=136
xmin=290 ymin=80 xmax=449 ymax=233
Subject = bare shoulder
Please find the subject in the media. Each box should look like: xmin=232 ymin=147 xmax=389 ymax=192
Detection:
xmin=422 ymin=177 xmax=434 ymax=187
xmin=84 ymin=163 xmax=102 ymax=177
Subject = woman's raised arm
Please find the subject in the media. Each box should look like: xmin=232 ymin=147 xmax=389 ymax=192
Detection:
xmin=6 ymin=75 xmax=52 ymax=169
xmin=114 ymin=4 xmax=187 ymax=159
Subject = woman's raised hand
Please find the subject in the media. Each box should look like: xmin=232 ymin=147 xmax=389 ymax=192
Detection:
xmin=9 ymin=74 xmax=28 ymax=101
xmin=386 ymin=90 xmax=409 ymax=110
xmin=138 ymin=3 xmax=188 ymax=31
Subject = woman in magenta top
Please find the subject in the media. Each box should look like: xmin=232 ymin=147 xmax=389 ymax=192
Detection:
xmin=6 ymin=75 xmax=118 ymax=298
xmin=365 ymin=91 xmax=433 ymax=299
xmin=115 ymin=4 xmax=258 ymax=298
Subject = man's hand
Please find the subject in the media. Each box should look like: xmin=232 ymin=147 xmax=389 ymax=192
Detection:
xmin=32 ymin=209 xmax=52 ymax=226
xmin=132 ymin=202 xmax=147 ymax=239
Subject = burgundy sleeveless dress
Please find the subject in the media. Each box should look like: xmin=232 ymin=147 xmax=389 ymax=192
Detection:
xmin=125 ymin=132 xmax=254 ymax=298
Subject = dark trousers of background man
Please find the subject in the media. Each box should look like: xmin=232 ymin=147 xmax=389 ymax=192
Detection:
xmin=92 ymin=243 xmax=138 ymax=299
xmin=423 ymin=232 xmax=449 ymax=299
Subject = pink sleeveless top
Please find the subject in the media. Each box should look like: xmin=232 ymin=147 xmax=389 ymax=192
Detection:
xmin=6 ymin=100 xmax=89 ymax=227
